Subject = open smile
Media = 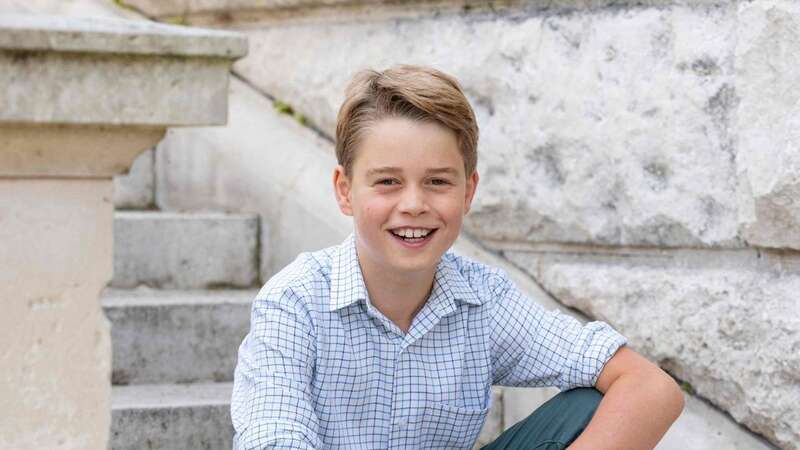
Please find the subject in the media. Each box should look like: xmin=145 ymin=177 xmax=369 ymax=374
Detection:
xmin=388 ymin=228 xmax=438 ymax=248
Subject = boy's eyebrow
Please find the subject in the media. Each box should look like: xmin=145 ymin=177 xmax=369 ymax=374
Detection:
xmin=365 ymin=166 xmax=401 ymax=177
xmin=426 ymin=167 xmax=460 ymax=176
xmin=365 ymin=166 xmax=460 ymax=177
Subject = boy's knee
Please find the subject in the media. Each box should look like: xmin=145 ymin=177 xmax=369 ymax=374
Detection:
xmin=480 ymin=389 xmax=603 ymax=450
xmin=543 ymin=387 xmax=602 ymax=421
xmin=555 ymin=387 xmax=603 ymax=409
xmin=531 ymin=388 xmax=602 ymax=446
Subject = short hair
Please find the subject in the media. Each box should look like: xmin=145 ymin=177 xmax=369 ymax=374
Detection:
xmin=335 ymin=65 xmax=479 ymax=178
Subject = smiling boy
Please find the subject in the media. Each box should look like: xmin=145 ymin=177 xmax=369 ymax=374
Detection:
xmin=231 ymin=65 xmax=684 ymax=449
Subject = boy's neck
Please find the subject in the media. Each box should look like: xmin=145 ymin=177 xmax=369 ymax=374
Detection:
xmin=356 ymin=253 xmax=436 ymax=334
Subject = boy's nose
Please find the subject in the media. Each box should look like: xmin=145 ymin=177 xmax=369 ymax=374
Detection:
xmin=398 ymin=187 xmax=429 ymax=215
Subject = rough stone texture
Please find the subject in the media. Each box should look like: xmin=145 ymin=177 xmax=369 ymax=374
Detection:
xmin=658 ymin=394 xmax=777 ymax=450
xmin=103 ymin=288 xmax=256 ymax=384
xmin=111 ymin=382 xmax=233 ymax=450
xmin=231 ymin=3 xmax=743 ymax=249
xmin=124 ymin=0 xmax=387 ymax=16
xmin=0 ymin=50 xmax=234 ymax=127
xmin=0 ymin=0 xmax=146 ymax=20
xmin=0 ymin=179 xmax=113 ymax=450
xmin=155 ymin=78 xmax=351 ymax=278
xmin=114 ymin=147 xmax=155 ymax=209
xmin=0 ymin=13 xmax=246 ymax=57
xmin=736 ymin=0 xmax=800 ymax=251
xmin=0 ymin=14 xmax=246 ymax=128
xmin=112 ymin=211 xmax=260 ymax=289
xmin=123 ymin=0 xmax=723 ymax=21
xmin=504 ymin=249 xmax=799 ymax=449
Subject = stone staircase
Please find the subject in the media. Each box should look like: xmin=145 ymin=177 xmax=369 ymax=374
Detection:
xmin=104 ymin=211 xmax=261 ymax=449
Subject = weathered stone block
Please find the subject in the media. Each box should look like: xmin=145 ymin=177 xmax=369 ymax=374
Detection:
xmin=736 ymin=0 xmax=800 ymax=251
xmin=232 ymin=4 xmax=742 ymax=248
xmin=111 ymin=382 xmax=233 ymax=450
xmin=112 ymin=211 xmax=260 ymax=289
xmin=0 ymin=14 xmax=246 ymax=127
xmin=504 ymin=249 xmax=800 ymax=449
xmin=103 ymin=288 xmax=255 ymax=384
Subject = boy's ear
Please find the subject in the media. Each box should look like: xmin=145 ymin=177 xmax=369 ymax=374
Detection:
xmin=464 ymin=170 xmax=479 ymax=214
xmin=333 ymin=164 xmax=354 ymax=216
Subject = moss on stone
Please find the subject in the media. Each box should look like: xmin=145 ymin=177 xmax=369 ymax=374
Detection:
xmin=678 ymin=380 xmax=696 ymax=396
xmin=274 ymin=100 xmax=309 ymax=127
xmin=163 ymin=16 xmax=189 ymax=26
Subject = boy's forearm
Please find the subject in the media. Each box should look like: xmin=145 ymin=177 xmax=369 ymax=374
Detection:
xmin=567 ymin=368 xmax=685 ymax=450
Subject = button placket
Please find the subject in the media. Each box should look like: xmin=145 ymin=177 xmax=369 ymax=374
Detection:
xmin=389 ymin=347 xmax=411 ymax=445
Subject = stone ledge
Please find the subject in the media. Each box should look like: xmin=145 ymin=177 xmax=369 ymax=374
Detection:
xmin=123 ymin=0 xmax=725 ymax=21
xmin=103 ymin=287 xmax=255 ymax=384
xmin=0 ymin=51 xmax=232 ymax=127
xmin=0 ymin=13 xmax=246 ymax=57
xmin=112 ymin=211 xmax=260 ymax=289
xmin=0 ymin=14 xmax=246 ymax=127
xmin=0 ymin=124 xmax=164 ymax=177
xmin=111 ymin=382 xmax=233 ymax=450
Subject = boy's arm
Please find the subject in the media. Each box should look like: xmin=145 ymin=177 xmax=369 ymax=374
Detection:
xmin=567 ymin=346 xmax=685 ymax=450
xmin=231 ymin=290 xmax=322 ymax=450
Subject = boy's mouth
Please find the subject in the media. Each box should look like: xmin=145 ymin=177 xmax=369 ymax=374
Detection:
xmin=388 ymin=227 xmax=438 ymax=244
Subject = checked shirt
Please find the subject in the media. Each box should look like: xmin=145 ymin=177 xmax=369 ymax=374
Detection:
xmin=231 ymin=233 xmax=626 ymax=450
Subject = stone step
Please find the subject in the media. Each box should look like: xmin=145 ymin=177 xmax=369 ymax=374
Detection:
xmin=112 ymin=211 xmax=260 ymax=289
xmin=103 ymin=287 xmax=256 ymax=385
xmin=110 ymin=382 xmax=233 ymax=450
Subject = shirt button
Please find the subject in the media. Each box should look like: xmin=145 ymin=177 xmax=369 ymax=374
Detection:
xmin=393 ymin=418 xmax=406 ymax=428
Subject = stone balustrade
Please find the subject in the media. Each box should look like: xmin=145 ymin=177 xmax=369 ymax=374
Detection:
xmin=0 ymin=14 xmax=246 ymax=449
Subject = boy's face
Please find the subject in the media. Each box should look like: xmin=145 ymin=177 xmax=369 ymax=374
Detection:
xmin=333 ymin=116 xmax=479 ymax=277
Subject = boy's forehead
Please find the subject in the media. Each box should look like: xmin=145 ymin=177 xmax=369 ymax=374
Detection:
xmin=353 ymin=151 xmax=466 ymax=178
xmin=352 ymin=118 xmax=465 ymax=175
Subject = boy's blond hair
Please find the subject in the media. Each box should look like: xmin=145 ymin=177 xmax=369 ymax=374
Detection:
xmin=335 ymin=65 xmax=479 ymax=178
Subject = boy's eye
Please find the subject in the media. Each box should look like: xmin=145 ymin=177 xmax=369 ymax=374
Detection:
xmin=376 ymin=178 xmax=399 ymax=186
xmin=430 ymin=178 xmax=451 ymax=186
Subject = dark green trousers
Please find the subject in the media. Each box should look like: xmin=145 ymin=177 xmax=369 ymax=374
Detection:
xmin=480 ymin=388 xmax=603 ymax=450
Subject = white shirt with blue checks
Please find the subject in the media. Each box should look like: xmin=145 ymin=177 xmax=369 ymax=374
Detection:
xmin=231 ymin=233 xmax=626 ymax=450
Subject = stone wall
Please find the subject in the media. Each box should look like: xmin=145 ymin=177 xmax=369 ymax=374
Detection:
xmin=144 ymin=1 xmax=798 ymax=447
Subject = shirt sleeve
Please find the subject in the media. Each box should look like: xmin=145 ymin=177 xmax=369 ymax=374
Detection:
xmin=488 ymin=271 xmax=627 ymax=391
xmin=231 ymin=287 xmax=322 ymax=450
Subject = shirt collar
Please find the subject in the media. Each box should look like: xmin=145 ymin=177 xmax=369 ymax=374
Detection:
xmin=329 ymin=233 xmax=368 ymax=311
xmin=329 ymin=233 xmax=482 ymax=312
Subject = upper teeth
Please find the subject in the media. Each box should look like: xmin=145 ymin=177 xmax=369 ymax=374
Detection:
xmin=393 ymin=228 xmax=431 ymax=238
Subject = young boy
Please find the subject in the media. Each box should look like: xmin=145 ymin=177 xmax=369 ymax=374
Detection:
xmin=231 ymin=65 xmax=684 ymax=449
